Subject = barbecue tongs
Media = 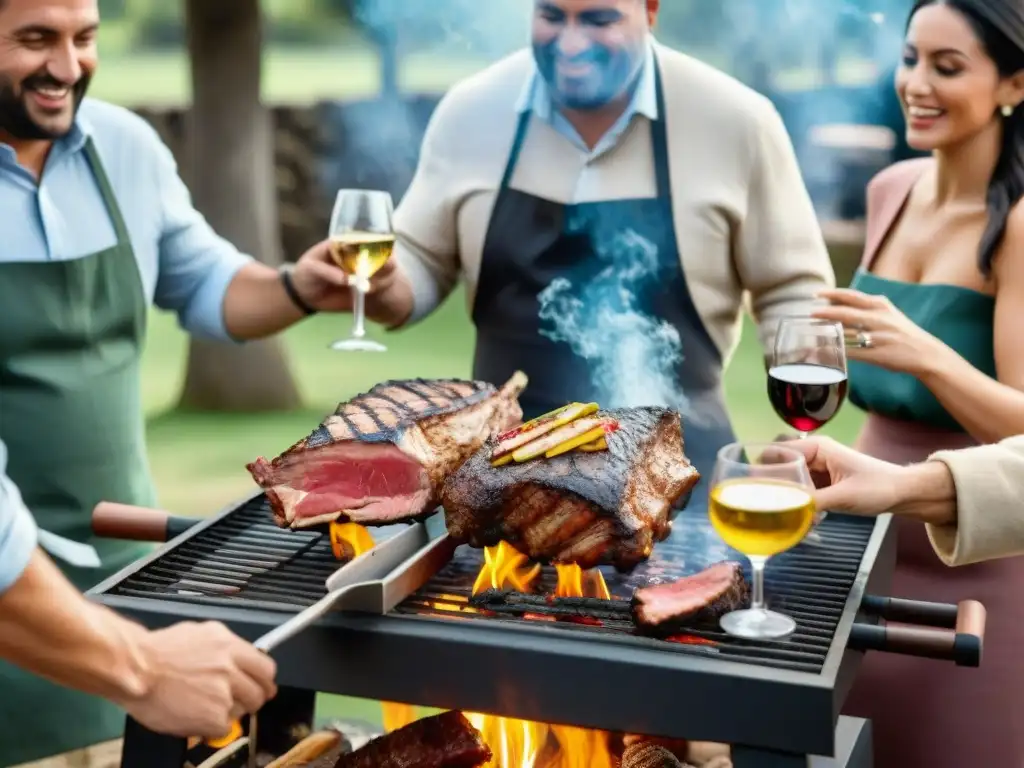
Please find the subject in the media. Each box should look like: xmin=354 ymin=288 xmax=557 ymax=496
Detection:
xmin=241 ymin=514 xmax=450 ymax=768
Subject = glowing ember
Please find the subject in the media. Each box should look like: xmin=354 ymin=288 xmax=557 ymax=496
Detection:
xmin=472 ymin=542 xmax=542 ymax=595
xmin=329 ymin=521 xmax=375 ymax=560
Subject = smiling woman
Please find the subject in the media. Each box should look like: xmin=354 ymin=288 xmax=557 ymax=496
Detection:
xmin=806 ymin=1 xmax=1024 ymax=765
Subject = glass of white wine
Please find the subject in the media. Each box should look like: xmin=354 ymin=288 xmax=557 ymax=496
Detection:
xmin=328 ymin=188 xmax=396 ymax=352
xmin=709 ymin=442 xmax=816 ymax=640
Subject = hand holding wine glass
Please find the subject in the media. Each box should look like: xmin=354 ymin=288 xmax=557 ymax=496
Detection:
xmin=328 ymin=189 xmax=396 ymax=352
xmin=709 ymin=442 xmax=816 ymax=640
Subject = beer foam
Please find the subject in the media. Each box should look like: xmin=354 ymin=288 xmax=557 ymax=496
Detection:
xmin=715 ymin=480 xmax=812 ymax=512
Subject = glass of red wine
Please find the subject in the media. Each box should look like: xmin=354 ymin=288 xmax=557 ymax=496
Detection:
xmin=768 ymin=318 xmax=848 ymax=539
xmin=769 ymin=318 xmax=848 ymax=438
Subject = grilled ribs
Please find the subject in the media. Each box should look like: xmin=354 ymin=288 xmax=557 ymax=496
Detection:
xmin=248 ymin=373 xmax=526 ymax=529
xmin=441 ymin=407 xmax=700 ymax=572
xmin=631 ymin=561 xmax=750 ymax=634
xmin=333 ymin=711 xmax=491 ymax=768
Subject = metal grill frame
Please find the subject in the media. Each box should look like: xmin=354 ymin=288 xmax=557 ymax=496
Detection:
xmin=88 ymin=492 xmax=896 ymax=760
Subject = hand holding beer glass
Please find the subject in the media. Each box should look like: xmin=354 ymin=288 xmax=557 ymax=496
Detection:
xmin=328 ymin=189 xmax=396 ymax=352
xmin=709 ymin=442 xmax=816 ymax=640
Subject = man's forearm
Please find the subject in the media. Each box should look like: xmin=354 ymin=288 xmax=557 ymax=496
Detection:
xmin=0 ymin=550 xmax=151 ymax=705
xmin=222 ymin=263 xmax=306 ymax=341
xmin=891 ymin=461 xmax=958 ymax=526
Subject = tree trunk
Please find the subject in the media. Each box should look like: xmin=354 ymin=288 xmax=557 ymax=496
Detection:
xmin=177 ymin=0 xmax=302 ymax=412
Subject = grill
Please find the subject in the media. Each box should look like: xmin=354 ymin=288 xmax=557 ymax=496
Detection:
xmin=101 ymin=493 xmax=404 ymax=612
xmin=394 ymin=512 xmax=873 ymax=675
xmin=88 ymin=492 xmax=984 ymax=768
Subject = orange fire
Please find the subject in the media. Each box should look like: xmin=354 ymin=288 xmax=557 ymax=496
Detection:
xmin=381 ymin=543 xmax=614 ymax=766
xmin=378 ymin=706 xmax=614 ymax=768
xmin=472 ymin=541 xmax=542 ymax=595
xmin=329 ymin=521 xmax=375 ymax=560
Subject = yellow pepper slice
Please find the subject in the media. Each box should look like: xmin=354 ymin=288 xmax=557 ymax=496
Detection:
xmin=491 ymin=402 xmax=599 ymax=463
xmin=544 ymin=425 xmax=610 ymax=458
xmin=575 ymin=436 xmax=608 ymax=452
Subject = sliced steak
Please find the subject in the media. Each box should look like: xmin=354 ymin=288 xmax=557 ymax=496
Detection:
xmin=631 ymin=561 xmax=750 ymax=634
xmin=248 ymin=373 xmax=526 ymax=529
xmin=333 ymin=711 xmax=491 ymax=768
xmin=441 ymin=407 xmax=700 ymax=572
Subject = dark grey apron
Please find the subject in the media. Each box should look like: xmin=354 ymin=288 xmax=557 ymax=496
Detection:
xmin=471 ymin=57 xmax=736 ymax=511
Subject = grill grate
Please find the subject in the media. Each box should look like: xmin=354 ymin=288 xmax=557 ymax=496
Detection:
xmin=392 ymin=511 xmax=875 ymax=674
xmin=108 ymin=496 xmax=342 ymax=612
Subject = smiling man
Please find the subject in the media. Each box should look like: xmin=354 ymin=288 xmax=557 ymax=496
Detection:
xmin=0 ymin=0 xmax=361 ymax=765
xmin=357 ymin=0 xmax=836 ymax=486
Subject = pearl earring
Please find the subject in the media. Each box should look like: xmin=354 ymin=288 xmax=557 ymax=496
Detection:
xmin=1002 ymin=104 xmax=1015 ymax=117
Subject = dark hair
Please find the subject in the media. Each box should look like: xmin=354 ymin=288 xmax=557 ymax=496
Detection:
xmin=909 ymin=0 xmax=1024 ymax=275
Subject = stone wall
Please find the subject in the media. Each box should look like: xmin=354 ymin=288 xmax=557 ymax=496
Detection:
xmin=134 ymin=96 xmax=442 ymax=262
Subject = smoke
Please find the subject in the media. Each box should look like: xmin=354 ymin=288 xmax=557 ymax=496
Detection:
xmin=706 ymin=0 xmax=912 ymax=220
xmin=535 ymin=228 xmax=722 ymax=428
xmin=320 ymin=0 xmax=530 ymax=201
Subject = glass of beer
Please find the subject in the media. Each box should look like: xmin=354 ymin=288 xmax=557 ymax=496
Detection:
xmin=327 ymin=188 xmax=396 ymax=352
xmin=709 ymin=442 xmax=816 ymax=640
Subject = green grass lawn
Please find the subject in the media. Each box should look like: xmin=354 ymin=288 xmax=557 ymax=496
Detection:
xmin=141 ymin=290 xmax=864 ymax=728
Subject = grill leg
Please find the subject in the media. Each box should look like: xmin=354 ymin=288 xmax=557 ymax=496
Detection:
xmin=255 ymin=685 xmax=317 ymax=756
xmin=731 ymin=717 xmax=873 ymax=768
xmin=119 ymin=716 xmax=188 ymax=768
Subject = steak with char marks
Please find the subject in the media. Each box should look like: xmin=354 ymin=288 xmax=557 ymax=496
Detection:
xmin=247 ymin=373 xmax=526 ymax=529
xmin=333 ymin=711 xmax=491 ymax=768
xmin=441 ymin=407 xmax=700 ymax=572
xmin=631 ymin=561 xmax=750 ymax=634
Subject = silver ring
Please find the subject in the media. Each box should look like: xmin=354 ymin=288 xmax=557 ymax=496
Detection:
xmin=856 ymin=330 xmax=873 ymax=349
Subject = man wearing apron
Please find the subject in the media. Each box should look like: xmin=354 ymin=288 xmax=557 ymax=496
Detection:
xmin=366 ymin=0 xmax=835 ymax=490
xmin=0 ymin=463 xmax=278 ymax=757
xmin=0 ymin=1 xmax=354 ymax=764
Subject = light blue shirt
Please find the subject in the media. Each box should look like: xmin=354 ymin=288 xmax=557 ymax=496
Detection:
xmin=0 ymin=438 xmax=38 ymax=594
xmin=0 ymin=98 xmax=252 ymax=341
xmin=514 ymin=38 xmax=658 ymax=160
xmin=0 ymin=99 xmax=254 ymax=589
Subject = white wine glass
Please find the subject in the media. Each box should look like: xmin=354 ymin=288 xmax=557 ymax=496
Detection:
xmin=709 ymin=442 xmax=816 ymax=640
xmin=328 ymin=189 xmax=396 ymax=352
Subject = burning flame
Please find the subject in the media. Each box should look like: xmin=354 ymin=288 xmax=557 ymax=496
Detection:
xmin=553 ymin=564 xmax=611 ymax=600
xmin=381 ymin=701 xmax=417 ymax=733
xmin=407 ymin=543 xmax=614 ymax=765
xmin=329 ymin=521 xmax=375 ymax=560
xmin=377 ymin=706 xmax=614 ymax=768
xmin=472 ymin=542 xmax=542 ymax=595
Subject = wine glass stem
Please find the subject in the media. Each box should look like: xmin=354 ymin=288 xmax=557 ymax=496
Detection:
xmin=798 ymin=431 xmax=809 ymax=439
xmin=351 ymin=283 xmax=367 ymax=339
xmin=749 ymin=556 xmax=768 ymax=611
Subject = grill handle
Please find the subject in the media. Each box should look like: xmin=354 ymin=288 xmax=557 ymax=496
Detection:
xmin=91 ymin=501 xmax=201 ymax=543
xmin=850 ymin=596 xmax=986 ymax=667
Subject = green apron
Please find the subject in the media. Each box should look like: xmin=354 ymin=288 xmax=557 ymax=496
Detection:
xmin=0 ymin=138 xmax=156 ymax=766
